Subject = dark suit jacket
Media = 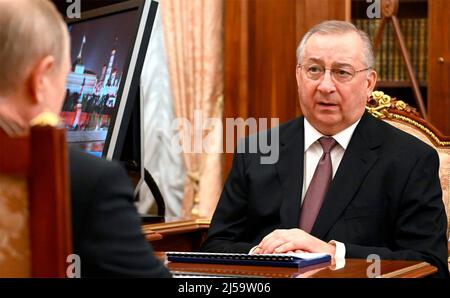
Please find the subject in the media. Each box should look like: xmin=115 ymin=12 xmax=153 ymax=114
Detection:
xmin=70 ymin=148 xmax=171 ymax=277
xmin=201 ymin=112 xmax=449 ymax=277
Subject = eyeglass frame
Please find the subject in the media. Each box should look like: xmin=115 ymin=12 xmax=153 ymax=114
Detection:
xmin=297 ymin=62 xmax=373 ymax=83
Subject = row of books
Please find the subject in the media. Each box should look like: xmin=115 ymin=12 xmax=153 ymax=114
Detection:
xmin=353 ymin=18 xmax=427 ymax=84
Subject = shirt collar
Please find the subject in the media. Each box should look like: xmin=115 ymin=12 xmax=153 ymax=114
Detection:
xmin=304 ymin=117 xmax=361 ymax=152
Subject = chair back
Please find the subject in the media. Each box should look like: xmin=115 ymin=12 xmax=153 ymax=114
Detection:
xmin=367 ymin=91 xmax=450 ymax=239
xmin=0 ymin=124 xmax=72 ymax=277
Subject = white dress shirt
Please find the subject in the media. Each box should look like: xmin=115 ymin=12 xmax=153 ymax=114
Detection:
xmin=302 ymin=117 xmax=361 ymax=259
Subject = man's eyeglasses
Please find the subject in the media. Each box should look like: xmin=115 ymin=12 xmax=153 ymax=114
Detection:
xmin=297 ymin=63 xmax=372 ymax=83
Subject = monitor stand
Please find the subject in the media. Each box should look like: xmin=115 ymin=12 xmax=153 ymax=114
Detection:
xmin=139 ymin=168 xmax=165 ymax=224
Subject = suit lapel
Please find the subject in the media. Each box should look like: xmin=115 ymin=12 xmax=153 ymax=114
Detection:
xmin=277 ymin=117 xmax=304 ymax=228
xmin=311 ymin=112 xmax=382 ymax=238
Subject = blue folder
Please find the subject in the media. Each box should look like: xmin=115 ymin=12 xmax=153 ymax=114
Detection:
xmin=166 ymin=252 xmax=331 ymax=268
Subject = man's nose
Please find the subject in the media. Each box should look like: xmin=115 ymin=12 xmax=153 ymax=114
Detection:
xmin=317 ymin=70 xmax=336 ymax=93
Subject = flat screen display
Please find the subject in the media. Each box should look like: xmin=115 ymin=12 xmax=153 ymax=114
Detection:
xmin=61 ymin=7 xmax=140 ymax=157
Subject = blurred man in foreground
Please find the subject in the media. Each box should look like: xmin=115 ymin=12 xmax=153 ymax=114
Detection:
xmin=0 ymin=0 xmax=170 ymax=277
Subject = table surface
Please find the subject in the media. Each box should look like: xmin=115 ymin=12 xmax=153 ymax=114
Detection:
xmin=156 ymin=252 xmax=437 ymax=278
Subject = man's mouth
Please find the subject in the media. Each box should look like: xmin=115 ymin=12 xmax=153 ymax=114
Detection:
xmin=318 ymin=102 xmax=338 ymax=106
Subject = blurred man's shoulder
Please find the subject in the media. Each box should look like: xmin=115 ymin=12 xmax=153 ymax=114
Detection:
xmin=68 ymin=146 xmax=126 ymax=177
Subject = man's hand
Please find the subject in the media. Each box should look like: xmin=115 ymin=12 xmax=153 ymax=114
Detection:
xmin=252 ymin=228 xmax=336 ymax=256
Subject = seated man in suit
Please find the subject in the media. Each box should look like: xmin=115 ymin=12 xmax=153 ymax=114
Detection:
xmin=0 ymin=0 xmax=170 ymax=277
xmin=201 ymin=20 xmax=449 ymax=277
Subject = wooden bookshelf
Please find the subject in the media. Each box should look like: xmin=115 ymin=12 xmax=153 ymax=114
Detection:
xmin=352 ymin=0 xmax=450 ymax=134
xmin=352 ymin=0 xmax=427 ymax=19
xmin=352 ymin=0 xmax=428 ymax=117
xmin=376 ymin=80 xmax=427 ymax=88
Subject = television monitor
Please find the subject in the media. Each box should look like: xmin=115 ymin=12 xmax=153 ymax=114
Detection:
xmin=62 ymin=0 xmax=166 ymax=220
xmin=61 ymin=0 xmax=158 ymax=201
xmin=62 ymin=0 xmax=157 ymax=167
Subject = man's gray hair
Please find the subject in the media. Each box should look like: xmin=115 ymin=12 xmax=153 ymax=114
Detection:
xmin=296 ymin=20 xmax=375 ymax=68
xmin=0 ymin=0 xmax=69 ymax=96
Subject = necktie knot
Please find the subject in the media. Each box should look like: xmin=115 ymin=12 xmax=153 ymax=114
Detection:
xmin=318 ymin=137 xmax=337 ymax=154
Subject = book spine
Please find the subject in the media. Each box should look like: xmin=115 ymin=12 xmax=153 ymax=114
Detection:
xmin=374 ymin=19 xmax=382 ymax=77
xmin=412 ymin=18 xmax=419 ymax=82
xmin=405 ymin=18 xmax=413 ymax=82
xmin=418 ymin=18 xmax=427 ymax=83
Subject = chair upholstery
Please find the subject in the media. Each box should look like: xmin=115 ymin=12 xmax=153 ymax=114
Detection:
xmin=366 ymin=91 xmax=450 ymax=269
xmin=0 ymin=122 xmax=72 ymax=277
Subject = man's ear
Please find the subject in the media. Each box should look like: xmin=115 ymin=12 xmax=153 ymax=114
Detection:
xmin=366 ymin=70 xmax=377 ymax=96
xmin=28 ymin=55 xmax=56 ymax=104
xmin=295 ymin=65 xmax=302 ymax=87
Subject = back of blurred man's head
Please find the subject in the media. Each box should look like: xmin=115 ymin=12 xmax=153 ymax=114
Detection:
xmin=0 ymin=0 xmax=71 ymax=131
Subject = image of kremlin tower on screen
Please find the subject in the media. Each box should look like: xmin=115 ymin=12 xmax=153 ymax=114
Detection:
xmin=61 ymin=35 xmax=123 ymax=154
xmin=63 ymin=35 xmax=121 ymax=131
